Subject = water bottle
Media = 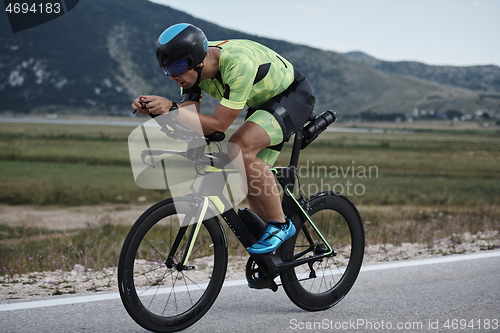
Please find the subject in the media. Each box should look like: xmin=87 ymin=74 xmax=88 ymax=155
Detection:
xmin=302 ymin=110 xmax=337 ymax=149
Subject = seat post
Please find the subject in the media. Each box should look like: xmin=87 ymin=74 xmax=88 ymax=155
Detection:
xmin=289 ymin=130 xmax=303 ymax=170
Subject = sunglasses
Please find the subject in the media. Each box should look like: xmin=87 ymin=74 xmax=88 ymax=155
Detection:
xmin=162 ymin=59 xmax=191 ymax=77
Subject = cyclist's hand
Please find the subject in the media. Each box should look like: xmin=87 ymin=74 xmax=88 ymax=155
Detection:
xmin=140 ymin=95 xmax=175 ymax=116
xmin=131 ymin=96 xmax=151 ymax=116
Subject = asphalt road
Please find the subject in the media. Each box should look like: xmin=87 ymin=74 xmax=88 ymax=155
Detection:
xmin=1 ymin=251 xmax=499 ymax=333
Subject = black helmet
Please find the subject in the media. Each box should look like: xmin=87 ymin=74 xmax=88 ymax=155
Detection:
xmin=156 ymin=23 xmax=208 ymax=77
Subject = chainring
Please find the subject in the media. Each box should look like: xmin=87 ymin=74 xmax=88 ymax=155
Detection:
xmin=245 ymin=257 xmax=275 ymax=289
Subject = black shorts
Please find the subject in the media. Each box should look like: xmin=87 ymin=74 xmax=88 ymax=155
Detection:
xmin=246 ymin=68 xmax=316 ymax=143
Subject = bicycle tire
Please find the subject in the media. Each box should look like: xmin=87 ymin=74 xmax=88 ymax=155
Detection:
xmin=280 ymin=192 xmax=364 ymax=311
xmin=118 ymin=198 xmax=228 ymax=332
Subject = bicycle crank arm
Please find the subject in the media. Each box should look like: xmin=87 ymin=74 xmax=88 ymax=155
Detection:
xmin=246 ymin=255 xmax=279 ymax=292
xmin=249 ymin=253 xmax=279 ymax=278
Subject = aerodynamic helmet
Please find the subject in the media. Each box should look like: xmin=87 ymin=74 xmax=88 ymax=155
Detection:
xmin=156 ymin=23 xmax=208 ymax=77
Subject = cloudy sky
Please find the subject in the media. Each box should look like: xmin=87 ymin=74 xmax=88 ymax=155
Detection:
xmin=149 ymin=0 xmax=500 ymax=67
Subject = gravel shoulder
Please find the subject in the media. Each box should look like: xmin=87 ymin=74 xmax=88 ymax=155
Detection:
xmin=0 ymin=204 xmax=150 ymax=231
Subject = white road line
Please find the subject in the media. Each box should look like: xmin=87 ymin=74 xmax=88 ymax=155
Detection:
xmin=360 ymin=250 xmax=500 ymax=272
xmin=1 ymin=250 xmax=499 ymax=312
xmin=0 ymin=292 xmax=121 ymax=312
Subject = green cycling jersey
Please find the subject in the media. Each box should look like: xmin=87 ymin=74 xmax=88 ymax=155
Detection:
xmin=179 ymin=39 xmax=315 ymax=165
xmin=182 ymin=39 xmax=295 ymax=110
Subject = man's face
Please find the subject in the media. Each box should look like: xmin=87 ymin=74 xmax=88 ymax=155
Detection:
xmin=170 ymin=68 xmax=199 ymax=89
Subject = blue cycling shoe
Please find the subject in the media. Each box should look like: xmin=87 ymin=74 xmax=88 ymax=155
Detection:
xmin=247 ymin=219 xmax=296 ymax=254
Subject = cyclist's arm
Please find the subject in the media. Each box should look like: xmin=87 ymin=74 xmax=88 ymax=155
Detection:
xmin=170 ymin=81 xmax=241 ymax=133
xmin=175 ymin=102 xmax=240 ymax=134
xmin=138 ymin=94 xmax=239 ymax=134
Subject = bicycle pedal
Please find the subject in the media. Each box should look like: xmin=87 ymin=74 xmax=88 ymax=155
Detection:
xmin=268 ymin=281 xmax=278 ymax=292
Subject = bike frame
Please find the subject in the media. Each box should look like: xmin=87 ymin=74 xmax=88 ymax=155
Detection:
xmin=162 ymin=128 xmax=334 ymax=276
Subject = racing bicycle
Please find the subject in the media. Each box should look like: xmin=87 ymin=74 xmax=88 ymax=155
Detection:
xmin=117 ymin=110 xmax=365 ymax=332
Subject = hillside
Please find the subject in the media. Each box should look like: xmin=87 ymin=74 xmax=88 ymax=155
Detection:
xmin=1 ymin=0 xmax=499 ymax=117
xmin=343 ymin=51 xmax=500 ymax=94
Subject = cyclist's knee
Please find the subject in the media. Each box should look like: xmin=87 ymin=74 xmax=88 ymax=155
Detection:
xmin=228 ymin=123 xmax=270 ymax=160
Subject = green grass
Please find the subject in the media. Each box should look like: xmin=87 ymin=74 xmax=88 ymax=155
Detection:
xmin=1 ymin=122 xmax=499 ymax=207
xmin=0 ymin=123 xmax=130 ymax=166
xmin=0 ymin=122 xmax=170 ymax=205
xmin=0 ymin=160 xmax=170 ymax=205
xmin=278 ymin=130 xmax=500 ymax=207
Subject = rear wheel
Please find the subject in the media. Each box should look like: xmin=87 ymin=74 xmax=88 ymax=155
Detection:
xmin=281 ymin=193 xmax=364 ymax=311
xmin=118 ymin=198 xmax=227 ymax=332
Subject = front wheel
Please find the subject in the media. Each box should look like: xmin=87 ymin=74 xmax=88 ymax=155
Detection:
xmin=118 ymin=198 xmax=228 ymax=332
xmin=281 ymin=192 xmax=364 ymax=311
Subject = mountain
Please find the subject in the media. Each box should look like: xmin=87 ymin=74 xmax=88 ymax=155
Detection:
xmin=1 ymin=0 xmax=499 ymax=118
xmin=343 ymin=51 xmax=500 ymax=94
xmin=1 ymin=0 xmax=198 ymax=115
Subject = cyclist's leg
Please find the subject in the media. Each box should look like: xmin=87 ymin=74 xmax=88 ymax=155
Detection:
xmin=231 ymin=110 xmax=298 ymax=254
xmin=241 ymin=68 xmax=315 ymax=222
xmin=228 ymin=115 xmax=284 ymax=223
xmin=246 ymin=109 xmax=284 ymax=167
xmin=247 ymin=110 xmax=284 ymax=222
xmin=244 ymin=75 xmax=315 ymax=253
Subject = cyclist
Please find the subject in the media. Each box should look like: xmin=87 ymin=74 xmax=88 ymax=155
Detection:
xmin=131 ymin=23 xmax=316 ymax=254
